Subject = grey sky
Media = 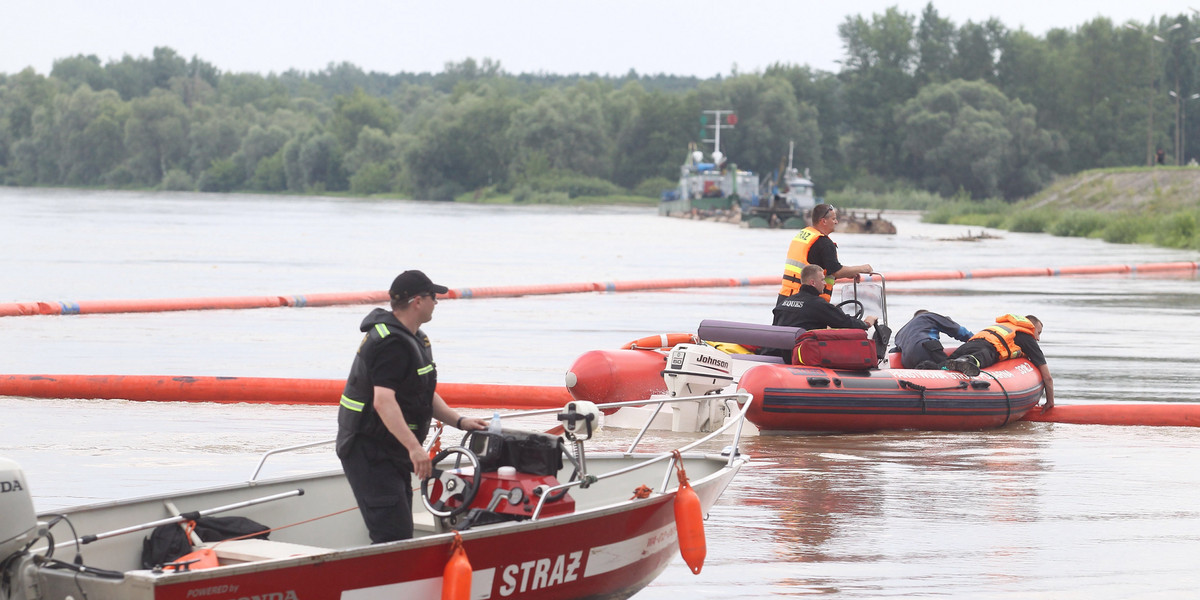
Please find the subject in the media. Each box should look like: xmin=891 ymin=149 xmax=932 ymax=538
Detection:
xmin=3 ymin=1 xmax=1195 ymax=78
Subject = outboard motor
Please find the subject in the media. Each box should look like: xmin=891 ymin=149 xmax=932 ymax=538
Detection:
xmin=0 ymin=458 xmax=37 ymax=565
xmin=662 ymin=344 xmax=735 ymax=433
xmin=663 ymin=344 xmax=734 ymax=397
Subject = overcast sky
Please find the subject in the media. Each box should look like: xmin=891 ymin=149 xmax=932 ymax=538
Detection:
xmin=3 ymin=1 xmax=1196 ymax=78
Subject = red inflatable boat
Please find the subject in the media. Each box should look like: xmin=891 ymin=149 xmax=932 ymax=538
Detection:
xmin=566 ymin=320 xmax=1046 ymax=433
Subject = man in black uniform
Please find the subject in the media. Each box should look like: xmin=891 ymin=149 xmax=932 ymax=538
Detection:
xmin=336 ymin=270 xmax=488 ymax=543
xmin=773 ymin=264 xmax=878 ymax=331
xmin=892 ymin=309 xmax=974 ymax=369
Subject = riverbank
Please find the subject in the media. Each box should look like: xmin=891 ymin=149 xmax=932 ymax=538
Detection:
xmin=920 ymin=168 xmax=1200 ymax=251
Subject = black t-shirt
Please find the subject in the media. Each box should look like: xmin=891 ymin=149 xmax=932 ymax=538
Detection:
xmin=806 ymin=235 xmax=844 ymax=276
xmin=1015 ymin=332 xmax=1046 ymax=367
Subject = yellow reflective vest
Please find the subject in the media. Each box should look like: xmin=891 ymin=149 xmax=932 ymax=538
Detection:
xmin=778 ymin=227 xmax=833 ymax=301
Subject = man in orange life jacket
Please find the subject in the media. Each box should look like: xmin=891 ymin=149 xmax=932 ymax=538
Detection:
xmin=945 ymin=314 xmax=1055 ymax=409
xmin=776 ymin=204 xmax=874 ymax=310
xmin=336 ymin=270 xmax=489 ymax=543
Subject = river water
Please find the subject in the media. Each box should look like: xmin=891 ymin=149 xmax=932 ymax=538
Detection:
xmin=2 ymin=188 xmax=1199 ymax=598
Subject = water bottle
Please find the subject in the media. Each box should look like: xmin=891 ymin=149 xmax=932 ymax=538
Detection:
xmin=489 ymin=411 xmax=501 ymax=434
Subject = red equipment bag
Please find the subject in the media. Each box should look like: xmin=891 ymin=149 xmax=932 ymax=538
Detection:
xmin=792 ymin=329 xmax=878 ymax=369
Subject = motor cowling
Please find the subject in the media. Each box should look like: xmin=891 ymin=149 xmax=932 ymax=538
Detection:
xmin=0 ymin=458 xmax=37 ymax=562
xmin=663 ymin=344 xmax=734 ymax=397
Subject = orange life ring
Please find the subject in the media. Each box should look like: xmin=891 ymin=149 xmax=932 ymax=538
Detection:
xmin=621 ymin=333 xmax=698 ymax=350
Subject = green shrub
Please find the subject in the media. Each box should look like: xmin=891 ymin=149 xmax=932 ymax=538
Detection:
xmin=518 ymin=170 xmax=625 ymax=198
xmin=160 ymin=169 xmax=194 ymax=191
xmin=633 ymin=176 xmax=676 ymax=199
xmin=1049 ymin=210 xmax=1109 ymax=237
xmin=1100 ymin=218 xmax=1144 ymax=244
xmin=349 ymin=163 xmax=394 ymax=195
xmin=1006 ymin=211 xmax=1048 ymax=233
xmin=512 ymin=185 xmax=570 ymax=204
xmin=198 ymin=158 xmax=244 ymax=193
xmin=249 ymin=153 xmax=287 ymax=191
xmin=1154 ymin=212 xmax=1198 ymax=249
xmin=826 ymin=187 xmax=945 ymax=211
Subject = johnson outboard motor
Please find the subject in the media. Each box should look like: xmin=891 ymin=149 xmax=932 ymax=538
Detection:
xmin=662 ymin=344 xmax=734 ymax=397
xmin=0 ymin=458 xmax=38 ymax=574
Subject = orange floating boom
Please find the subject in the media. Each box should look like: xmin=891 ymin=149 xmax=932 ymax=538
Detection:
xmin=0 ymin=262 xmax=1195 ymax=317
xmin=0 ymin=374 xmax=572 ymax=409
xmin=1021 ymin=403 xmax=1200 ymax=427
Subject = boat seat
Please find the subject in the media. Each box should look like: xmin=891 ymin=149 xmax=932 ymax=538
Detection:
xmin=202 ymin=539 xmax=330 ymax=564
xmin=728 ymin=353 xmax=785 ymax=364
xmin=698 ymin=319 xmax=801 ymax=350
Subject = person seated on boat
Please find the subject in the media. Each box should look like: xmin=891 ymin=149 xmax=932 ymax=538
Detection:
xmin=892 ymin=309 xmax=974 ymax=369
xmin=775 ymin=203 xmax=873 ymax=306
xmin=772 ymin=264 xmax=878 ymax=332
xmin=944 ymin=314 xmax=1055 ymax=410
xmin=336 ymin=270 xmax=490 ymax=543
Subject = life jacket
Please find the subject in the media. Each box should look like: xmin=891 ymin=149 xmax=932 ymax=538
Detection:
xmin=969 ymin=314 xmax=1037 ymax=361
xmin=778 ymin=227 xmax=834 ymax=301
xmin=336 ymin=319 xmax=437 ymax=461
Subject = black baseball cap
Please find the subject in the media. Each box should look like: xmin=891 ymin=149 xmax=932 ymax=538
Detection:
xmin=389 ymin=270 xmax=448 ymax=301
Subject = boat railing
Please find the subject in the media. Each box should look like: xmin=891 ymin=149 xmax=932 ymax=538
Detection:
xmin=497 ymin=392 xmax=752 ymax=520
xmin=247 ymin=392 xmax=753 ymax=515
xmin=248 ymin=438 xmax=335 ymax=482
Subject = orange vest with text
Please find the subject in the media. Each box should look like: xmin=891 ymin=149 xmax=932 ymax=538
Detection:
xmin=778 ymin=227 xmax=833 ymax=301
xmin=969 ymin=314 xmax=1037 ymax=361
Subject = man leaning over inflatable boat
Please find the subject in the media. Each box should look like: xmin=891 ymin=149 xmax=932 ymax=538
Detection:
xmin=944 ymin=314 xmax=1055 ymax=410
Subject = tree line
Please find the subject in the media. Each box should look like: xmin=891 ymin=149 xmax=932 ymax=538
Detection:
xmin=1 ymin=4 xmax=1198 ymax=202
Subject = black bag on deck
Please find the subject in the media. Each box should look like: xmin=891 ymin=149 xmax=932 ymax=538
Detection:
xmin=141 ymin=515 xmax=270 ymax=569
xmin=468 ymin=430 xmax=564 ymax=476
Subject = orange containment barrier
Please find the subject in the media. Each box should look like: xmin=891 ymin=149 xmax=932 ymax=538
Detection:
xmin=1021 ymin=403 xmax=1200 ymax=427
xmin=1 ymin=262 xmax=1195 ymax=318
xmin=0 ymin=374 xmax=572 ymax=409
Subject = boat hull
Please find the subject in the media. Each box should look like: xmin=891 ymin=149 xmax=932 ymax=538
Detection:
xmin=740 ymin=359 xmax=1044 ymax=432
xmin=22 ymin=454 xmax=741 ymax=600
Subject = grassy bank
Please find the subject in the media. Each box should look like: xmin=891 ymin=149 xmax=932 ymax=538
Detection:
xmin=831 ymin=168 xmax=1200 ymax=251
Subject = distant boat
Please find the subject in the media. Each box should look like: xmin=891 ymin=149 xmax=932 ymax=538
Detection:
xmin=659 ymin=141 xmax=759 ymax=225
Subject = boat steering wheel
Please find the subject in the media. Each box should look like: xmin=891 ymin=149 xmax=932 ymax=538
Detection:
xmin=836 ymin=299 xmax=865 ymax=320
xmin=420 ymin=446 xmax=482 ymax=518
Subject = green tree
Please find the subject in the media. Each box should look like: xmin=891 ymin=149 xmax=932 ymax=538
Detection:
xmin=406 ymin=89 xmax=518 ymax=198
xmin=51 ymin=55 xmax=113 ymax=92
xmin=897 ymin=79 xmax=1063 ymax=199
xmin=329 ymin=87 xmax=398 ymax=149
xmin=914 ymin=3 xmax=956 ymax=86
xmin=237 ymin=125 xmax=290 ymax=180
xmin=695 ymin=75 xmax=821 ymax=186
xmin=950 ymin=19 xmax=1005 ymax=83
xmin=507 ymin=87 xmax=611 ymax=180
xmin=56 ymin=86 xmax=127 ymax=184
xmin=611 ymin=86 xmax=693 ymax=188
xmin=838 ymin=7 xmax=920 ymax=179
xmin=187 ymin=113 xmax=243 ymax=177
xmin=123 ymin=90 xmax=190 ymax=184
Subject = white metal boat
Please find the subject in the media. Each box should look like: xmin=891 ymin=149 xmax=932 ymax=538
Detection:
xmin=0 ymin=396 xmax=750 ymax=600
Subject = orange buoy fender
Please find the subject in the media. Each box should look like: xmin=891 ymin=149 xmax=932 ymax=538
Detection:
xmin=442 ymin=532 xmax=472 ymax=600
xmin=671 ymin=451 xmax=706 ymax=574
xmin=564 ymin=349 xmax=669 ymax=405
xmin=621 ymin=333 xmax=698 ymax=350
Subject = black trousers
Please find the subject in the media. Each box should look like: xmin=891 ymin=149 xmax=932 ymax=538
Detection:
xmin=947 ymin=340 xmax=1001 ymax=369
xmin=340 ymin=441 xmax=414 ymax=543
xmin=901 ymin=338 xmax=948 ymax=369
